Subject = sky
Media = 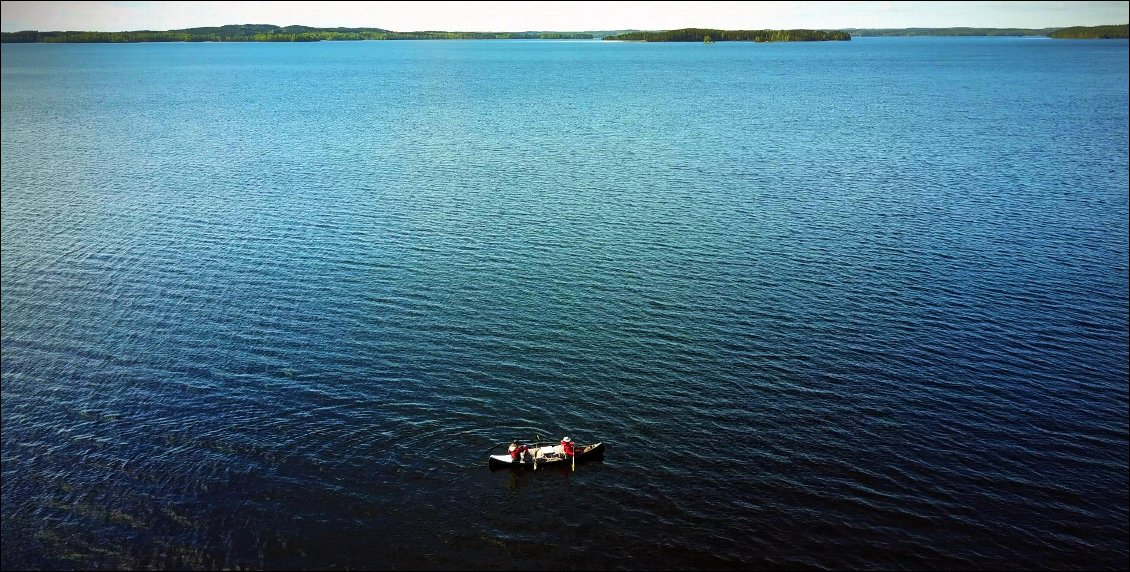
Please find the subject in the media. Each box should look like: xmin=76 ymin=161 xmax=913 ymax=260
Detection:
xmin=1 ymin=1 xmax=1128 ymax=33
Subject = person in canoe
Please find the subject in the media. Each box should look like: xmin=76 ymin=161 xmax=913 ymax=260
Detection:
xmin=561 ymin=436 xmax=575 ymax=458
xmin=508 ymin=441 xmax=529 ymax=463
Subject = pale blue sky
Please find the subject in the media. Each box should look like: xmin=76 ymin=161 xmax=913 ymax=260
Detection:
xmin=2 ymin=1 xmax=1127 ymax=33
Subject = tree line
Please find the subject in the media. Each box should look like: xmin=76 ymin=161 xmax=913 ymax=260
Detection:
xmin=843 ymin=25 xmax=1128 ymax=38
xmin=1048 ymin=24 xmax=1129 ymax=39
xmin=8 ymin=23 xmax=1122 ymax=44
xmin=0 ymin=24 xmax=593 ymax=43
xmin=843 ymin=27 xmax=1058 ymax=37
xmin=603 ymin=28 xmax=851 ymax=42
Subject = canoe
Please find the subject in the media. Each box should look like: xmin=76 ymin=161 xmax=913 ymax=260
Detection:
xmin=488 ymin=441 xmax=605 ymax=470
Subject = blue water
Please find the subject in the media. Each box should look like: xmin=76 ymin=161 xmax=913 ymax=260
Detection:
xmin=2 ymin=37 xmax=1127 ymax=570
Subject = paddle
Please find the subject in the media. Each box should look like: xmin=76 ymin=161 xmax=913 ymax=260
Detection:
xmin=533 ymin=434 xmax=541 ymax=470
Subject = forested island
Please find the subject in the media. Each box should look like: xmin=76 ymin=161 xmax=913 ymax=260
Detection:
xmin=0 ymin=24 xmax=592 ymax=43
xmin=1048 ymin=24 xmax=1129 ymax=39
xmin=844 ymin=24 xmax=1128 ymax=38
xmin=843 ymin=27 xmax=1056 ymax=36
xmin=603 ymin=28 xmax=850 ymax=42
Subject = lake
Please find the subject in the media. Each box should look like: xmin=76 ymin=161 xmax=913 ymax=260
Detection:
xmin=2 ymin=37 xmax=1127 ymax=570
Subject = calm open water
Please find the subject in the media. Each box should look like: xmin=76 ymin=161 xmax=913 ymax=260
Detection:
xmin=2 ymin=37 xmax=1127 ymax=570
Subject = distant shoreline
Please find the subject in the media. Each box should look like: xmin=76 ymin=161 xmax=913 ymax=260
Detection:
xmin=601 ymin=29 xmax=850 ymax=42
xmin=0 ymin=24 xmax=593 ymax=43
xmin=2 ymin=23 xmax=1126 ymax=43
xmin=844 ymin=24 xmax=1127 ymax=39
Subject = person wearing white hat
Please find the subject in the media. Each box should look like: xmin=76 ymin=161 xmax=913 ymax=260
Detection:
xmin=560 ymin=436 xmax=575 ymax=458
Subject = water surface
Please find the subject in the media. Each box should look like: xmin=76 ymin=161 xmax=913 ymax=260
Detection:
xmin=2 ymin=37 xmax=1128 ymax=570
